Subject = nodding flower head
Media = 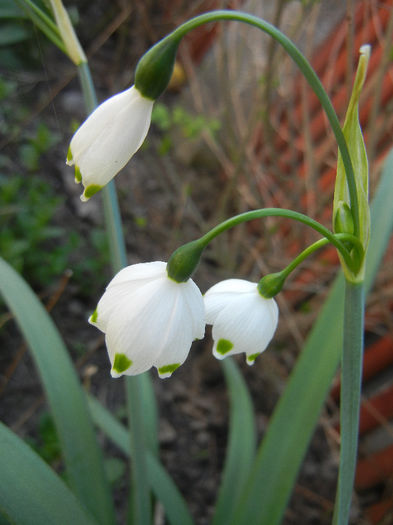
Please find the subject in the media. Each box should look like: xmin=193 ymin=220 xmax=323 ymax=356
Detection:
xmin=89 ymin=261 xmax=205 ymax=379
xmin=204 ymin=279 xmax=279 ymax=365
xmin=67 ymin=85 xmax=154 ymax=201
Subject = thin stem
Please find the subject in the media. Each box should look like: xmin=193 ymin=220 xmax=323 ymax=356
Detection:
xmin=168 ymin=10 xmax=359 ymax=237
xmin=77 ymin=63 xmax=127 ymax=273
xmin=332 ymin=282 xmax=365 ymax=525
xmin=198 ymin=208 xmax=357 ymax=273
xmin=281 ymin=233 xmax=363 ymax=280
xmin=77 ymin=62 xmax=151 ymax=524
xmin=279 ymin=237 xmax=330 ymax=279
xmin=126 ymin=380 xmax=152 ymax=525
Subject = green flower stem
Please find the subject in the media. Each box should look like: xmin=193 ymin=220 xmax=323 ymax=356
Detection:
xmin=333 ymin=282 xmax=365 ymax=525
xmin=77 ymin=63 xmax=127 ymax=274
xmin=77 ymin=62 xmax=151 ymax=525
xmin=278 ymin=233 xmax=361 ymax=281
xmin=166 ymin=10 xmax=359 ymax=237
xmin=198 ymin=208 xmax=357 ymax=273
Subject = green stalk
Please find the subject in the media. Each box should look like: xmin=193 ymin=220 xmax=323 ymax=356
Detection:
xmin=333 ymin=281 xmax=365 ymax=525
xmin=167 ymin=10 xmax=359 ymax=236
xmin=277 ymin=233 xmax=361 ymax=281
xmin=77 ymin=62 xmax=151 ymax=525
xmin=199 ymin=208 xmax=357 ymax=272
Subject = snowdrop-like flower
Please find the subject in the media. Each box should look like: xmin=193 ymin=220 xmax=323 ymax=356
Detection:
xmin=89 ymin=261 xmax=205 ymax=378
xmin=67 ymin=85 xmax=153 ymax=201
xmin=204 ymin=279 xmax=278 ymax=365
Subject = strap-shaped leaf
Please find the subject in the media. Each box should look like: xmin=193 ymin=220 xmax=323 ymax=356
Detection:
xmin=87 ymin=394 xmax=195 ymax=525
xmin=0 ymin=258 xmax=116 ymax=525
xmin=0 ymin=422 xmax=98 ymax=525
xmin=212 ymin=358 xmax=256 ymax=525
xmin=230 ymin=148 xmax=393 ymax=525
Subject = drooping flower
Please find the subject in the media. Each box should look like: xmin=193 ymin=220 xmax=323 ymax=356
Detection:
xmin=67 ymin=85 xmax=153 ymax=201
xmin=204 ymin=279 xmax=278 ymax=365
xmin=89 ymin=261 xmax=205 ymax=378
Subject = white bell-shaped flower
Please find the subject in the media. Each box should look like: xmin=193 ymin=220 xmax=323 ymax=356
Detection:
xmin=67 ymin=85 xmax=153 ymax=201
xmin=204 ymin=279 xmax=278 ymax=365
xmin=89 ymin=261 xmax=205 ymax=378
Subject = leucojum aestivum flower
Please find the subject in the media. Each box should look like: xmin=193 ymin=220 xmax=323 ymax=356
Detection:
xmin=64 ymin=8 xmax=370 ymax=525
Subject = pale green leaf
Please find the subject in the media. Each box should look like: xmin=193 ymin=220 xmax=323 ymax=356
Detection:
xmin=212 ymin=358 xmax=256 ymax=525
xmin=0 ymin=422 xmax=98 ymax=525
xmin=0 ymin=258 xmax=116 ymax=525
xmin=87 ymin=395 xmax=195 ymax=525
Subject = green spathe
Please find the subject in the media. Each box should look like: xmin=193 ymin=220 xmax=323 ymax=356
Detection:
xmin=135 ymin=35 xmax=180 ymax=101
xmin=333 ymin=45 xmax=370 ymax=283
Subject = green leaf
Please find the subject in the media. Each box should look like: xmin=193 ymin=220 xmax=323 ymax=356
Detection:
xmin=333 ymin=45 xmax=370 ymax=281
xmin=212 ymin=358 xmax=256 ymax=525
xmin=14 ymin=0 xmax=66 ymax=53
xmin=0 ymin=258 xmax=116 ymax=525
xmin=87 ymin=394 xmax=195 ymax=525
xmin=0 ymin=0 xmax=26 ymax=18
xmin=230 ymin=148 xmax=393 ymax=525
xmin=0 ymin=23 xmax=30 ymax=45
xmin=0 ymin=422 xmax=98 ymax=525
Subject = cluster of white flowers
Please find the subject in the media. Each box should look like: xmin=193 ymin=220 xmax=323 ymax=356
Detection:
xmin=68 ymin=87 xmax=279 ymax=379
xmin=89 ymin=262 xmax=279 ymax=379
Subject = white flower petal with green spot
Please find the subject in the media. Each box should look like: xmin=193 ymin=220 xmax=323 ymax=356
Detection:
xmin=67 ymin=85 xmax=153 ymax=201
xmin=89 ymin=261 xmax=205 ymax=378
xmin=204 ymin=279 xmax=278 ymax=364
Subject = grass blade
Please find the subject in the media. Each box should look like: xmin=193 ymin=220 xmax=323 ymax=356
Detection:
xmin=230 ymin=148 xmax=393 ymax=525
xmin=0 ymin=422 xmax=98 ymax=525
xmin=0 ymin=258 xmax=116 ymax=525
xmin=212 ymin=358 xmax=256 ymax=525
xmin=87 ymin=395 xmax=195 ymax=525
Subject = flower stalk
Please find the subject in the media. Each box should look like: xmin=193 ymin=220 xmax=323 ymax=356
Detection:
xmin=77 ymin=62 xmax=152 ymax=525
xmin=146 ymin=9 xmax=360 ymax=239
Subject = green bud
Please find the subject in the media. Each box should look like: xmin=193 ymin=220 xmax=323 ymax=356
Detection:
xmin=333 ymin=201 xmax=354 ymax=235
xmin=166 ymin=240 xmax=204 ymax=283
xmin=257 ymin=272 xmax=285 ymax=299
xmin=135 ymin=35 xmax=180 ymax=100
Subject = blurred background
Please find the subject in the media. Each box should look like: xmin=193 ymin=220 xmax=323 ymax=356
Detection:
xmin=1 ymin=1 xmax=393 ymax=523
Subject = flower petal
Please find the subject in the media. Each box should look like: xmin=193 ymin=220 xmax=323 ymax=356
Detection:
xmin=69 ymin=85 xmax=153 ymax=193
xmin=90 ymin=262 xmax=166 ymax=332
xmin=204 ymin=279 xmax=256 ymax=324
xmin=207 ymin=285 xmax=278 ymax=361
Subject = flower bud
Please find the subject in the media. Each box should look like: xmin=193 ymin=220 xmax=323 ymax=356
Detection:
xmin=333 ymin=201 xmax=355 ymax=235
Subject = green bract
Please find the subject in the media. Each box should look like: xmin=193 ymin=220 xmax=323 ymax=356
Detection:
xmin=333 ymin=45 xmax=370 ymax=283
